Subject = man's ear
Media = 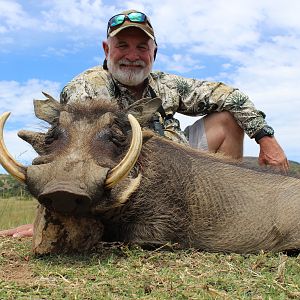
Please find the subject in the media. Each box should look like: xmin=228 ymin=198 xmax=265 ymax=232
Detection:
xmin=102 ymin=41 xmax=109 ymax=58
xmin=127 ymin=97 xmax=162 ymax=126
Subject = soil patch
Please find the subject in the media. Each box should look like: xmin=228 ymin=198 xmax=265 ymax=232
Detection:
xmin=0 ymin=238 xmax=34 ymax=284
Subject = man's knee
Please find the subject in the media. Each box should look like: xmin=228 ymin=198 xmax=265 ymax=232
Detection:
xmin=203 ymin=112 xmax=244 ymax=158
xmin=204 ymin=111 xmax=244 ymax=138
xmin=205 ymin=111 xmax=235 ymax=126
xmin=186 ymin=112 xmax=244 ymax=158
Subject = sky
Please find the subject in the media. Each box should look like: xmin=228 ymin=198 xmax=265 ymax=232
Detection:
xmin=0 ymin=0 xmax=299 ymax=173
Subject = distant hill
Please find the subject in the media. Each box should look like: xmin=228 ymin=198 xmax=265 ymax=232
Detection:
xmin=0 ymin=174 xmax=31 ymax=198
xmin=243 ymin=157 xmax=300 ymax=178
xmin=0 ymin=157 xmax=299 ymax=198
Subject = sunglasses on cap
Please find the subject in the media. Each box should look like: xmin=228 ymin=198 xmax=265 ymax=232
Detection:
xmin=107 ymin=12 xmax=153 ymax=31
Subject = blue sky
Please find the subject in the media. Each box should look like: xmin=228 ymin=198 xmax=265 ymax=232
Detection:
xmin=0 ymin=0 xmax=299 ymax=171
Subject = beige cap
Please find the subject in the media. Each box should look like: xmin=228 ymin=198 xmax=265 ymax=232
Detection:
xmin=107 ymin=9 xmax=155 ymax=41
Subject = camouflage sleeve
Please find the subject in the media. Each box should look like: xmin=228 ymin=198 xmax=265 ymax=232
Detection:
xmin=60 ymin=67 xmax=111 ymax=104
xmin=162 ymin=74 xmax=268 ymax=138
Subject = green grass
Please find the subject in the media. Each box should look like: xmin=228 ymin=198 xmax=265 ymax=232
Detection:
xmin=0 ymin=197 xmax=36 ymax=230
xmin=1 ymin=240 xmax=300 ymax=299
xmin=0 ymin=199 xmax=300 ymax=299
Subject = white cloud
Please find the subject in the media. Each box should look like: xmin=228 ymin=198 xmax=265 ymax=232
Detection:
xmin=0 ymin=79 xmax=61 ymax=171
xmin=220 ymin=34 xmax=300 ymax=131
xmin=0 ymin=0 xmax=37 ymax=32
xmin=0 ymin=1 xmax=120 ymax=54
xmin=37 ymin=0 xmax=119 ymax=34
xmin=0 ymin=79 xmax=61 ymax=120
xmin=0 ymin=0 xmax=110 ymax=34
xmin=263 ymin=0 xmax=300 ymax=30
xmin=157 ymin=53 xmax=204 ymax=73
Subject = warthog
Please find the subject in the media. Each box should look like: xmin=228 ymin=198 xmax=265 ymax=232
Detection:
xmin=1 ymin=94 xmax=300 ymax=254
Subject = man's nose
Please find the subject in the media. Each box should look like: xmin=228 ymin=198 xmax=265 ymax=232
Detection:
xmin=124 ymin=50 xmax=140 ymax=61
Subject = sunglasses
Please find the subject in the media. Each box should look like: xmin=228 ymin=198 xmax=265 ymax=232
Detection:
xmin=107 ymin=12 xmax=152 ymax=30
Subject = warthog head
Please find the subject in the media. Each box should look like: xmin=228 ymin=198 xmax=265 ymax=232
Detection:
xmin=0 ymin=93 xmax=162 ymax=216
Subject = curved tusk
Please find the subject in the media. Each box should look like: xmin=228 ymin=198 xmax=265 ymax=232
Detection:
xmin=0 ymin=112 xmax=26 ymax=183
xmin=105 ymin=114 xmax=142 ymax=189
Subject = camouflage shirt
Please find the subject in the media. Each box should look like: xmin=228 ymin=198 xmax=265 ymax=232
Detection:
xmin=60 ymin=66 xmax=268 ymax=143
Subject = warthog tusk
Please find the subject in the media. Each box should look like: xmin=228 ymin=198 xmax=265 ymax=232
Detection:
xmin=0 ymin=112 xmax=26 ymax=182
xmin=105 ymin=114 xmax=142 ymax=189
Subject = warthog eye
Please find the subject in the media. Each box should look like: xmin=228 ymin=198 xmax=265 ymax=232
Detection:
xmin=45 ymin=126 xmax=64 ymax=144
xmin=95 ymin=129 xmax=111 ymax=141
xmin=44 ymin=126 xmax=66 ymax=152
xmin=111 ymin=125 xmax=127 ymax=147
xmin=95 ymin=127 xmax=127 ymax=147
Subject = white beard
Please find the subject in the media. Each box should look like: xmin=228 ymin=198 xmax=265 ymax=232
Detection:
xmin=107 ymin=58 xmax=152 ymax=86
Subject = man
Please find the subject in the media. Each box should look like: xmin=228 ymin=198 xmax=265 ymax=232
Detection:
xmin=0 ymin=9 xmax=288 ymax=237
xmin=60 ymin=9 xmax=288 ymax=166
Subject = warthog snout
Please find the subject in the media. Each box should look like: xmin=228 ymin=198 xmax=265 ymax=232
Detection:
xmin=38 ymin=181 xmax=92 ymax=215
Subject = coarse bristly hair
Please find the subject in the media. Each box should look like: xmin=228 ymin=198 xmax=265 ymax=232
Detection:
xmin=64 ymin=99 xmax=123 ymax=120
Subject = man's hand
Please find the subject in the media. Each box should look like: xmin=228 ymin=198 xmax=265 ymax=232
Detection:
xmin=0 ymin=224 xmax=33 ymax=237
xmin=258 ymin=136 xmax=289 ymax=173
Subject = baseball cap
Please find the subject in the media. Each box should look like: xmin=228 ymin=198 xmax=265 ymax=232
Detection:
xmin=107 ymin=10 xmax=156 ymax=41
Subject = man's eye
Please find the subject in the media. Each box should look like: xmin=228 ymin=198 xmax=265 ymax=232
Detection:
xmin=138 ymin=45 xmax=148 ymax=51
xmin=117 ymin=44 xmax=127 ymax=49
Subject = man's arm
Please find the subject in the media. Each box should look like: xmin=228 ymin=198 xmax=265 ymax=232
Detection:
xmin=258 ymin=136 xmax=289 ymax=173
xmin=0 ymin=224 xmax=33 ymax=237
xmin=157 ymin=73 xmax=288 ymax=171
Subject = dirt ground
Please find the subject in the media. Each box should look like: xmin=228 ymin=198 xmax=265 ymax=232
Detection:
xmin=0 ymin=238 xmax=34 ymax=284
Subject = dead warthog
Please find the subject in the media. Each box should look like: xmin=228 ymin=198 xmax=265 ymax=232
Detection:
xmin=1 ymin=94 xmax=300 ymax=254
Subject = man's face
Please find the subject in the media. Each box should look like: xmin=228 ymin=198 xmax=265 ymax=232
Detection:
xmin=103 ymin=27 xmax=156 ymax=86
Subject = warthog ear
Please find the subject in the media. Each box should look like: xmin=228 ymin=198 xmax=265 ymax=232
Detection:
xmin=33 ymin=92 xmax=61 ymax=124
xmin=127 ymin=97 xmax=162 ymax=126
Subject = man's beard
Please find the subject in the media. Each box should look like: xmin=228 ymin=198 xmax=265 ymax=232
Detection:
xmin=107 ymin=58 xmax=152 ymax=86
